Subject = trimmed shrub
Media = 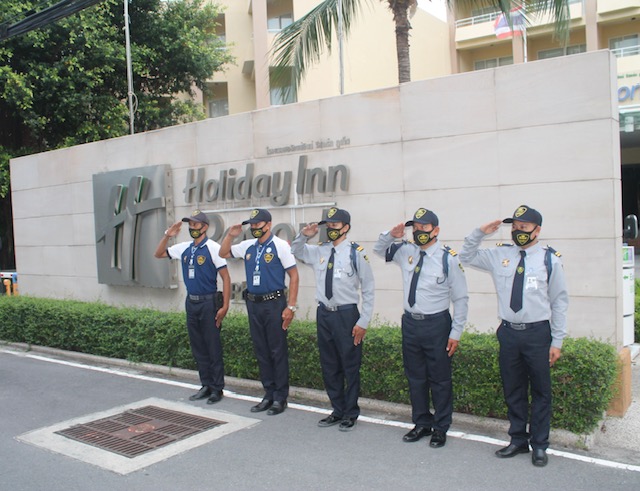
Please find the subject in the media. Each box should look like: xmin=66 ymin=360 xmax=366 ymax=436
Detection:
xmin=0 ymin=296 xmax=618 ymax=434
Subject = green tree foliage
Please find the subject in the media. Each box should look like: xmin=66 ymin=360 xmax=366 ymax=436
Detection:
xmin=0 ymin=0 xmax=232 ymax=268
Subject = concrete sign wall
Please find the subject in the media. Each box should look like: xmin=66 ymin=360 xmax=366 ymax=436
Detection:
xmin=10 ymin=51 xmax=624 ymax=347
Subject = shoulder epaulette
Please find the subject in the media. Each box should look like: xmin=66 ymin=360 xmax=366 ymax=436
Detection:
xmin=543 ymin=246 xmax=561 ymax=281
xmin=545 ymin=245 xmax=561 ymax=257
xmin=496 ymin=242 xmax=513 ymax=247
xmin=444 ymin=245 xmax=457 ymax=256
xmin=351 ymin=241 xmax=364 ymax=252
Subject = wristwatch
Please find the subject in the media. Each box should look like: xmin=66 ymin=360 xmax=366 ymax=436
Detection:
xmin=287 ymin=305 xmax=298 ymax=313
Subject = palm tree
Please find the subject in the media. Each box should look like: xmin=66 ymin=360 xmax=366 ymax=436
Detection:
xmin=271 ymin=0 xmax=571 ymax=92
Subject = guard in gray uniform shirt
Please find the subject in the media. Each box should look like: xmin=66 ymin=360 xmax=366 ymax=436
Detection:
xmin=458 ymin=205 xmax=568 ymax=468
xmin=291 ymin=207 xmax=375 ymax=431
xmin=373 ymin=208 xmax=468 ymax=448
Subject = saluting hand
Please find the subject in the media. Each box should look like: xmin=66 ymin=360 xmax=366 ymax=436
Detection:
xmin=227 ymin=224 xmax=243 ymax=238
xmin=390 ymin=223 xmax=405 ymax=239
xmin=302 ymin=223 xmax=319 ymax=238
xmin=480 ymin=219 xmax=502 ymax=235
xmin=165 ymin=221 xmax=182 ymax=237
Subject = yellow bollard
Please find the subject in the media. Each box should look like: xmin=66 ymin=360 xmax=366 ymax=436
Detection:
xmin=3 ymin=279 xmax=11 ymax=296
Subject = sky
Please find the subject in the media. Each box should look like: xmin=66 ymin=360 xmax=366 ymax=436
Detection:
xmin=417 ymin=0 xmax=449 ymax=22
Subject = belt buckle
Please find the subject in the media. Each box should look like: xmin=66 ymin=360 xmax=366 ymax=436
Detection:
xmin=411 ymin=313 xmax=425 ymax=320
xmin=510 ymin=322 xmax=527 ymax=330
xmin=327 ymin=305 xmax=338 ymax=312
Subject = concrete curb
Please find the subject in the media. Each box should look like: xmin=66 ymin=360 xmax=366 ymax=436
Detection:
xmin=3 ymin=341 xmax=598 ymax=450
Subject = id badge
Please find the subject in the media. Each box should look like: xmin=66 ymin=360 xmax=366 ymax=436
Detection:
xmin=525 ymin=276 xmax=538 ymax=290
xmin=188 ymin=265 xmax=195 ymax=279
xmin=253 ymin=272 xmax=261 ymax=286
xmin=334 ymin=268 xmax=342 ymax=279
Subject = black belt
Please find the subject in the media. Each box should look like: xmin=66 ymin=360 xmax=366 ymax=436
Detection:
xmin=188 ymin=293 xmax=215 ymax=302
xmin=245 ymin=289 xmax=285 ymax=303
xmin=501 ymin=320 xmax=548 ymax=331
xmin=404 ymin=309 xmax=448 ymax=321
xmin=319 ymin=303 xmax=357 ymax=312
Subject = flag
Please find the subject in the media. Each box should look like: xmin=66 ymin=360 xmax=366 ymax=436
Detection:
xmin=494 ymin=7 xmax=525 ymax=39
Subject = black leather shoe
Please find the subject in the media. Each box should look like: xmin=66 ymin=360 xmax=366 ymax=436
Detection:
xmin=338 ymin=418 xmax=357 ymax=432
xmin=402 ymin=425 xmax=433 ymax=443
xmin=495 ymin=443 xmax=530 ymax=458
xmin=206 ymin=390 xmax=223 ymax=404
xmin=429 ymin=429 xmax=447 ymax=448
xmin=267 ymin=400 xmax=287 ymax=416
xmin=189 ymin=386 xmax=212 ymax=401
xmin=532 ymin=448 xmax=548 ymax=467
xmin=250 ymin=398 xmax=273 ymax=413
xmin=318 ymin=414 xmax=343 ymax=427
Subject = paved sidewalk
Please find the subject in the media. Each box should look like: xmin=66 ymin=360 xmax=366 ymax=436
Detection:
xmin=1 ymin=343 xmax=640 ymax=491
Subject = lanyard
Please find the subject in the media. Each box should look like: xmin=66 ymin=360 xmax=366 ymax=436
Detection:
xmin=254 ymin=237 xmax=274 ymax=271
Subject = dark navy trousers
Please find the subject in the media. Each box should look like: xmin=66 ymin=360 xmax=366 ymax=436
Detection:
xmin=401 ymin=310 xmax=453 ymax=432
xmin=185 ymin=296 xmax=224 ymax=391
xmin=246 ymin=296 xmax=289 ymax=402
xmin=317 ymin=305 xmax=362 ymax=420
xmin=497 ymin=321 xmax=552 ymax=450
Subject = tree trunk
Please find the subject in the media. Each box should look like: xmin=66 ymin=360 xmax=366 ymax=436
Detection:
xmin=390 ymin=1 xmax=412 ymax=84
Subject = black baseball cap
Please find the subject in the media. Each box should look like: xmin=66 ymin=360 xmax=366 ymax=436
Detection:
xmin=319 ymin=207 xmax=351 ymax=225
xmin=242 ymin=208 xmax=272 ymax=225
xmin=503 ymin=205 xmax=543 ymax=226
xmin=405 ymin=208 xmax=439 ymax=227
xmin=182 ymin=210 xmax=209 ymax=225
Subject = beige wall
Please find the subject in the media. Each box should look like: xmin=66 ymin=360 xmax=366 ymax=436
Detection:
xmin=207 ymin=0 xmax=450 ymax=112
xmin=10 ymin=51 xmax=625 ymax=347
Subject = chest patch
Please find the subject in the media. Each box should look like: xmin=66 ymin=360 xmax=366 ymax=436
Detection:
xmin=264 ymin=253 xmax=274 ymax=263
xmin=197 ymin=255 xmax=206 ymax=266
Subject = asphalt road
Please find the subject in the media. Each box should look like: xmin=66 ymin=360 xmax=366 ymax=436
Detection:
xmin=1 ymin=346 xmax=640 ymax=491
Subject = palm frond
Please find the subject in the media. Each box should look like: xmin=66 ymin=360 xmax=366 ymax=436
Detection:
xmin=270 ymin=0 xmax=373 ymax=93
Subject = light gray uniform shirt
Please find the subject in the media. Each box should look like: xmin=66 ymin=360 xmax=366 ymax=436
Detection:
xmin=291 ymin=234 xmax=375 ymax=329
xmin=459 ymin=228 xmax=569 ymax=348
xmin=373 ymin=232 xmax=469 ymax=340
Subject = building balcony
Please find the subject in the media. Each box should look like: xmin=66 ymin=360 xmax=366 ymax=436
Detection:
xmin=455 ymin=0 xmax=583 ymax=47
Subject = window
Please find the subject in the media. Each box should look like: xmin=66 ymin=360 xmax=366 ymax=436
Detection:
xmin=474 ymin=56 xmax=513 ymax=71
xmin=610 ymin=35 xmax=640 ymax=58
xmin=209 ymin=99 xmax=229 ymax=118
xmin=267 ymin=14 xmax=293 ymax=32
xmin=538 ymin=44 xmax=586 ymax=60
xmin=269 ymin=67 xmax=296 ymax=106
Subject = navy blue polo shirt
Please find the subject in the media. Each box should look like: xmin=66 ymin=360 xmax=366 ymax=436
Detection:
xmin=167 ymin=239 xmax=228 ymax=295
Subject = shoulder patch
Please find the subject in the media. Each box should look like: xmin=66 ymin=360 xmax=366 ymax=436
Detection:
xmin=496 ymin=242 xmax=513 ymax=247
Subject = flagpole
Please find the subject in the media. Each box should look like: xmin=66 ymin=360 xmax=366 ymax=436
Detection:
xmin=338 ymin=0 xmax=344 ymax=95
xmin=522 ymin=3 xmax=528 ymax=62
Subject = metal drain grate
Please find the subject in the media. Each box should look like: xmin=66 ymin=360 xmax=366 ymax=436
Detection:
xmin=55 ymin=405 xmax=226 ymax=458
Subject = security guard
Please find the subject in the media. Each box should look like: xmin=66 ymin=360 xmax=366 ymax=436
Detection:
xmin=220 ymin=208 xmax=299 ymax=416
xmin=291 ymin=207 xmax=375 ymax=431
xmin=154 ymin=210 xmax=231 ymax=404
xmin=373 ymin=208 xmax=468 ymax=448
xmin=459 ymin=205 xmax=568 ymax=467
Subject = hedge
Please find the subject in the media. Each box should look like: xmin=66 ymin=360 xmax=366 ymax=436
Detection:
xmin=0 ymin=296 xmax=618 ymax=434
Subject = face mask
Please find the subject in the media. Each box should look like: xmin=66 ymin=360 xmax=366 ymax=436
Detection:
xmin=327 ymin=226 xmax=347 ymax=242
xmin=251 ymin=226 xmax=266 ymax=239
xmin=189 ymin=228 xmax=204 ymax=239
xmin=413 ymin=229 xmax=434 ymax=246
xmin=512 ymin=229 xmax=536 ymax=247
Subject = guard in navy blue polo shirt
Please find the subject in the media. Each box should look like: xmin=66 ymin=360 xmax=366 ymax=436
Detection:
xmin=220 ymin=208 xmax=299 ymax=416
xmin=155 ymin=210 xmax=231 ymax=404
